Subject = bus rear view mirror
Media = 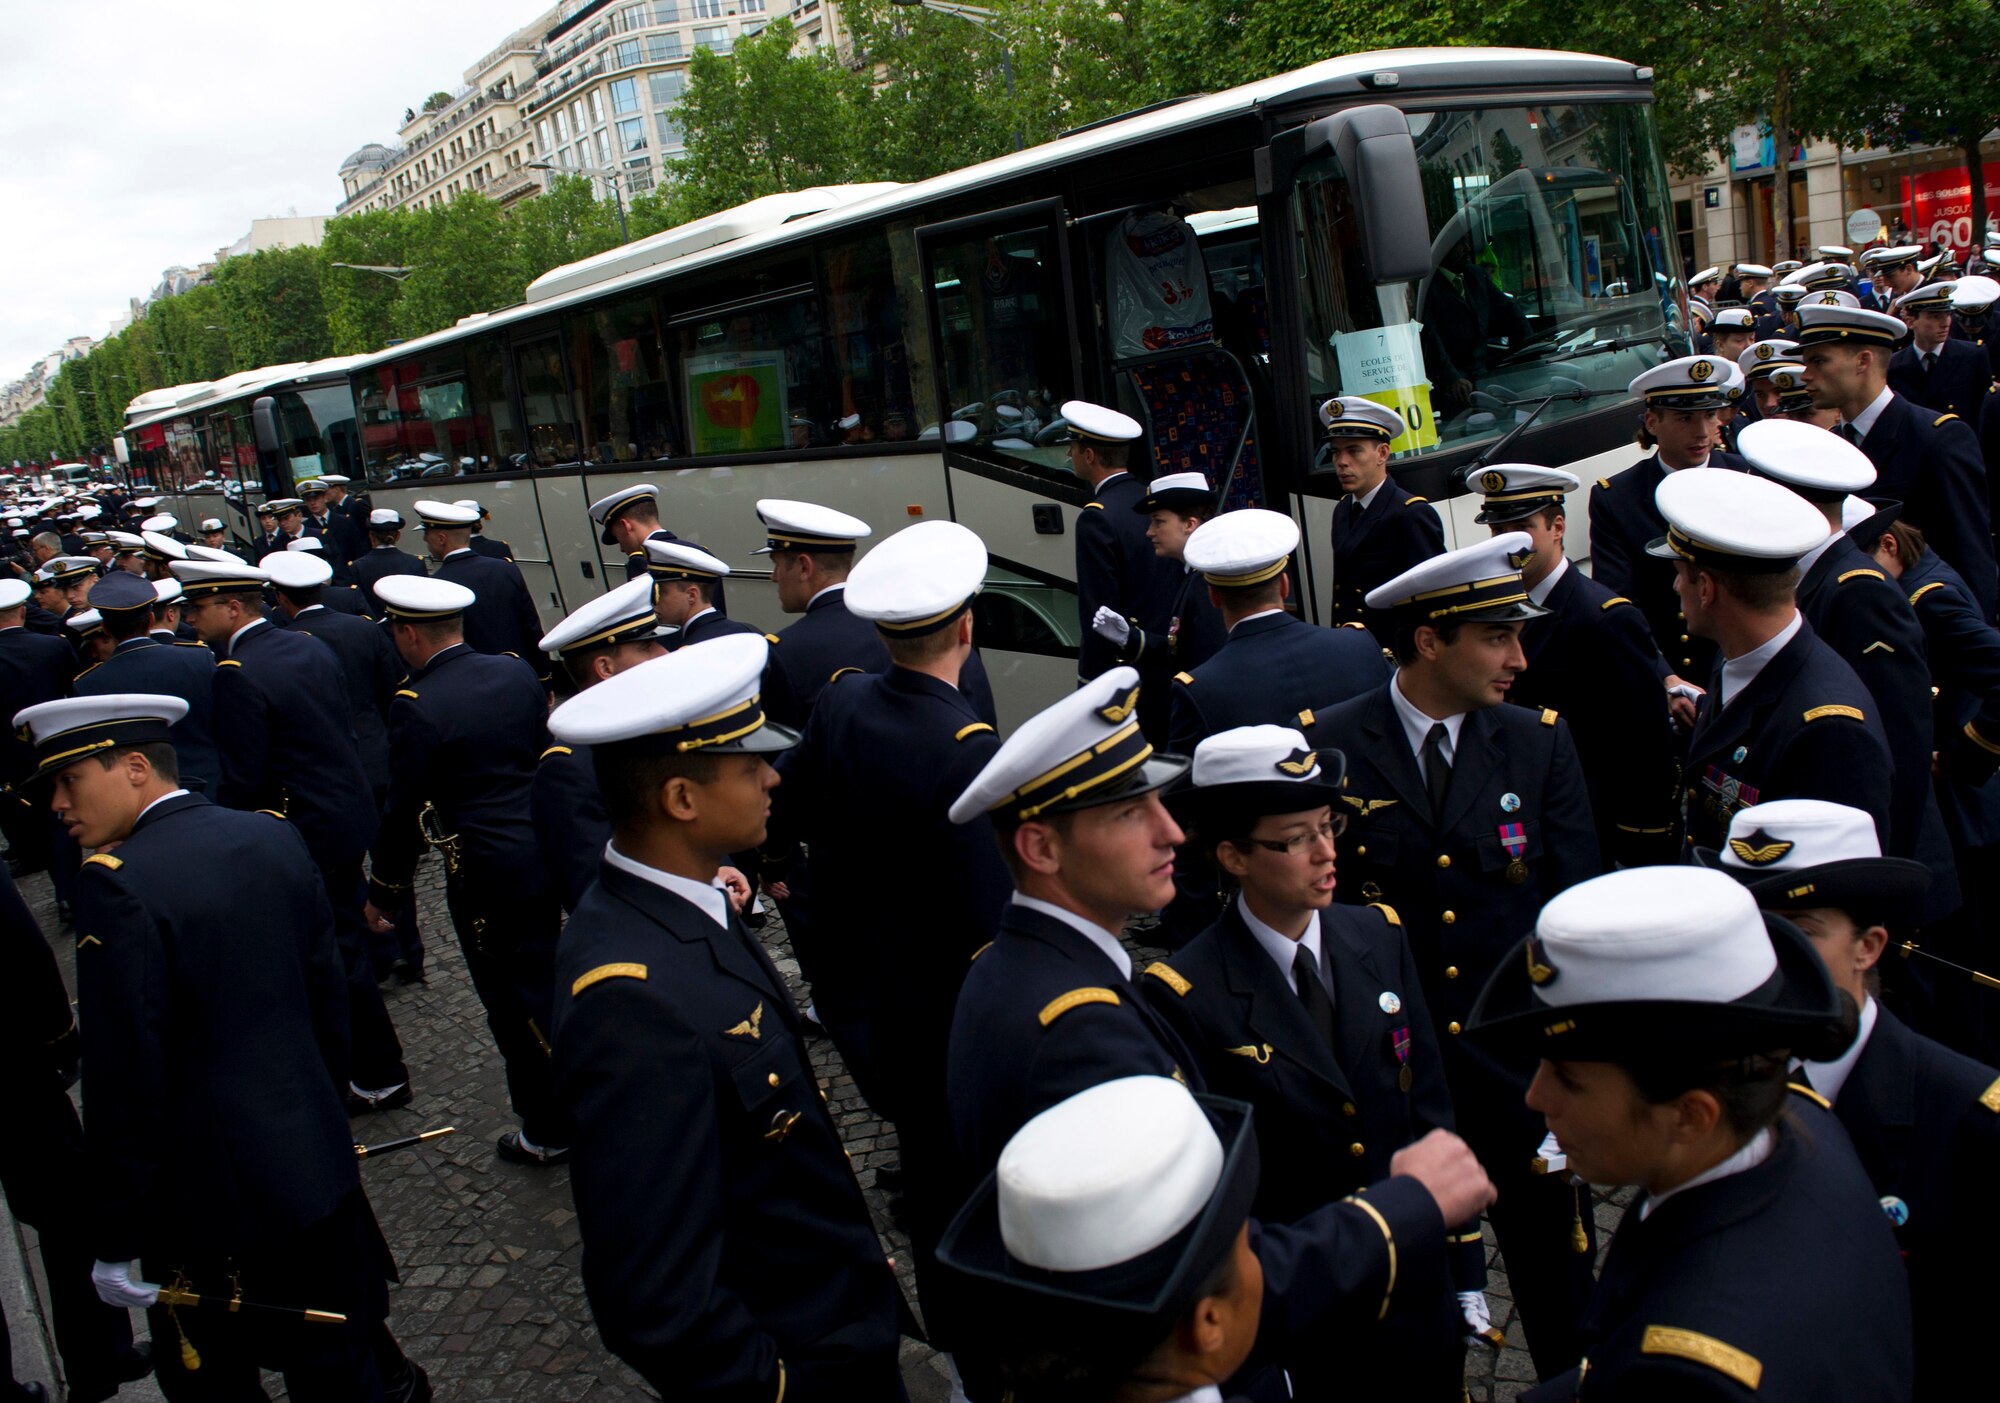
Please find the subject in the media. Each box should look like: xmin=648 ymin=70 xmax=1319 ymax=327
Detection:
xmin=1301 ymin=105 xmax=1431 ymax=285
xmin=251 ymin=395 xmax=283 ymax=459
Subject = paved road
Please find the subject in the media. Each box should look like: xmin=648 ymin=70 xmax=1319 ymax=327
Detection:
xmin=4 ymin=855 xmax=1619 ymax=1400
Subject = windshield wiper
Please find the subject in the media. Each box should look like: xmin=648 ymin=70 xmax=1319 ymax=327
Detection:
xmin=1461 ymin=386 xmax=1626 ymax=476
xmin=1547 ymin=332 xmax=1668 ymax=363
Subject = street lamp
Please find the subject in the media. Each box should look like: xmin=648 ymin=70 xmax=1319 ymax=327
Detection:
xmin=529 ymin=160 xmax=630 ymax=243
xmin=889 ymin=0 xmax=1020 ymax=152
xmin=330 ymin=262 xmax=420 ymax=282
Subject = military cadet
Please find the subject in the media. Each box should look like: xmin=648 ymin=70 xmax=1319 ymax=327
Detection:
xmin=1950 ymin=273 xmax=2000 ymax=383
xmin=415 ymin=500 xmax=549 ymax=684
xmin=362 ymin=576 xmax=569 ymax=1165
xmin=1466 ymin=865 xmax=1911 ymax=1400
xmin=1168 ymin=508 xmax=1389 ymax=756
xmin=1771 ymin=277 xmax=1810 ymax=336
xmin=27 ymin=569 xmax=69 ymax=636
xmin=49 ymin=556 xmax=100 ymax=618
xmin=102 ymin=531 xmax=146 ymax=575
xmin=1735 ymin=421 xmax=1959 ymax=927
xmin=587 ymin=482 xmax=680 ymax=582
xmin=751 ymin=498 xmax=882 ymax=729
xmin=21 ymin=694 xmax=429 ymax=1401
xmin=771 ymin=519 xmax=1010 ymax=1377
xmin=135 ymin=529 xmax=183 ymax=584
xmin=1472 ymin=466 xmax=1677 ymax=866
xmin=1699 ymin=800 xmax=1996 ymax=1393
xmin=1688 ymin=264 xmax=1721 ymax=309
xmin=1687 ymin=295 xmax=1715 ymax=354
xmin=171 ymin=556 xmax=412 ymax=1115
xmin=1707 ymin=306 xmax=1757 ymax=366
xmin=946 ymin=667 xmax=1494 ymax=1384
xmin=1087 ymin=471 xmax=1219 ymax=744
xmin=321 ymin=474 xmax=370 ymax=533
xmin=1888 ymin=281 xmax=1993 ymax=422
xmin=532 ymin=577 xmax=667 ymax=912
xmin=1068 ymin=400 xmax=1181 ymax=690
xmin=1323 ymin=396 xmax=1445 ymax=634
xmin=450 ymin=499 xmax=509 ymax=561
xmin=1142 ymin=727 xmax=1481 ymax=1401
xmin=65 ymin=611 xmax=112 ymax=671
xmin=195 ymin=516 xmax=232 ymax=558
xmin=351 ymin=509 xmax=428 ymax=618
xmin=76 ymin=571 xmax=219 ymax=796
xmin=1797 ymin=298 xmax=1998 ymax=618
xmin=1738 ymin=338 xmax=1802 ymax=421
xmin=1315 ymin=534 xmax=1601 ymax=1377
xmin=1738 ymin=262 xmax=1782 ymax=337
xmin=147 ymin=579 xmax=196 ymax=644
xmin=1652 ymin=468 xmax=1896 ymax=856
xmin=301 ymin=479 xmax=365 ymax=580
xmin=251 ymin=503 xmax=282 ymax=559
xmin=266 ymin=496 xmax=311 ymax=550
xmin=546 ymin=634 xmax=903 ymax=1398
xmin=1590 ymin=355 xmax=1748 ymax=686
xmin=1861 ymin=244 xmax=1924 ymax=311
xmin=646 ymin=538 xmax=760 ymax=648
xmin=0 ymin=579 xmax=76 ymax=879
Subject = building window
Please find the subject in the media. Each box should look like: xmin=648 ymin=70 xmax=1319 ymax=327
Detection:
xmin=589 ymin=90 xmax=605 ymax=124
xmin=610 ymin=77 xmax=640 ymax=114
xmin=649 ymin=70 xmax=686 ymax=104
xmin=620 ymin=4 xmax=648 ymax=31
xmin=572 ymin=99 xmax=589 ymax=133
xmin=555 ymin=109 xmax=571 ymax=142
xmin=617 ymin=116 xmax=648 ymax=153
xmin=647 ymin=32 xmax=684 ymax=61
xmin=653 ymin=0 xmax=680 ymax=21
xmin=693 ymin=24 xmax=728 ymax=52
xmin=596 ymin=130 xmax=613 ymax=166
xmin=741 ymin=0 xmax=765 ymax=10
xmin=656 ymin=109 xmax=685 ymax=151
xmin=615 ymin=39 xmax=640 ymax=67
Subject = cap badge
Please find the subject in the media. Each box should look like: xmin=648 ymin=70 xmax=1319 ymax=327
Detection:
xmin=1689 ymin=358 xmax=1715 ymax=383
xmin=1275 ymin=748 xmax=1320 ymax=778
xmin=1727 ymin=829 xmax=1794 ymax=866
xmin=1820 ymin=292 xmax=1842 ymax=305
xmin=1525 ymin=935 xmax=1558 ymax=986
xmin=1500 ymin=792 xmax=1521 ymax=813
xmin=1480 ymin=469 xmax=1507 ymax=493
xmin=1880 ymin=1195 xmax=1909 ymax=1227
xmin=1506 ymin=547 xmax=1535 ymax=571
xmin=1378 ymin=991 xmax=1402 ymax=1015
xmin=1097 ymin=685 xmax=1140 ymax=725
xmin=1755 ymin=343 xmax=1776 ymax=360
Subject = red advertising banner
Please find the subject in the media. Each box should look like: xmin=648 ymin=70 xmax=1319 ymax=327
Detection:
xmin=1901 ymin=167 xmax=2000 ymax=251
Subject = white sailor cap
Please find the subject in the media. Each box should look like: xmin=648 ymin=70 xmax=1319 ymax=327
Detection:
xmin=1316 ymin=396 xmax=1405 ymax=441
xmin=1688 ymin=296 xmax=1715 ymax=322
xmin=1796 ymin=262 xmax=1852 ymax=291
xmin=105 ymin=530 xmax=145 ymax=553
xmin=1134 ymin=471 xmax=1218 ymax=516
xmin=1469 ymin=465 xmax=1581 ymax=524
xmin=1739 ymin=340 xmax=1802 ymax=377
xmin=7 ymin=529 xmax=24 ymax=540
xmin=1860 ymin=244 xmax=1924 ymax=271
xmin=1710 ymin=307 xmax=1756 ymax=331
xmin=284 ymin=536 xmax=323 ymax=553
xmin=1181 ymin=508 xmax=1299 ymax=588
xmin=13 ymin=693 xmax=190 ymax=780
xmin=368 ymin=508 xmax=405 ymax=530
xmin=133 ymin=497 xmax=160 ymax=510
xmin=1059 ymin=400 xmax=1144 ymax=445
xmin=412 ymin=499 xmax=479 ymax=529
xmin=1168 ymin=724 xmax=1346 ymax=828
xmin=168 ymin=558 xmax=268 ymax=596
xmin=265 ymin=498 xmax=305 ymax=514
xmin=1365 ymin=532 xmax=1545 ymax=622
xmin=141 ymin=514 xmax=177 ymax=533
xmin=255 ymin=501 xmax=279 ymax=517
xmin=1700 ymin=799 xmax=1929 ymax=910
xmin=918 ymin=421 xmax=979 ymax=444
xmin=373 ymin=575 xmax=474 ymax=620
xmin=1795 ymin=301 xmax=1906 ymax=348
xmin=751 ymin=499 xmax=871 ymax=555
xmin=1646 ymin=466 xmax=1825 ymax=571
xmin=1893 ymin=281 xmax=1955 ymax=315
xmin=0 ymin=580 xmax=28 ymax=610
xmin=1951 ymin=274 xmax=2000 ymax=313
xmin=1737 ymin=418 xmax=1875 ymax=503
xmin=644 ymin=539 xmax=731 ymax=582
xmin=547 ymin=632 xmax=797 ymax=756
xmin=1773 ymin=282 xmax=1812 ymax=305
xmin=32 ymin=567 xmax=57 ymax=585
xmin=1735 ymin=262 xmax=1774 ymax=278
xmin=199 ymin=518 xmax=223 ymax=533
xmin=1690 ymin=265 xmax=1722 ymax=285
xmin=184 ymin=544 xmax=239 ymax=564
xmin=262 ymin=551 xmax=333 ymax=590
xmin=152 ymin=579 xmax=184 ymax=606
xmin=48 ymin=556 xmax=101 ymax=583
xmin=297 ymin=479 xmax=328 ymax=495
xmin=1917 ymin=252 xmax=1947 ymax=275
xmin=65 ymin=609 xmax=104 ymax=636
xmin=78 ymin=533 xmax=109 ymax=547
xmin=588 ymin=483 xmax=660 ymax=543
xmin=951 ymin=665 xmax=1184 ymax=825
xmin=321 ymin=475 xmax=351 ymax=486
xmin=845 ymin=520 xmax=986 ymax=636
xmin=1817 ymin=245 xmax=1855 ymax=261
xmin=1629 ymin=355 xmax=1743 ymax=410
xmin=452 ymin=498 xmax=487 ymax=517
xmin=539 ymin=576 xmax=663 ymax=656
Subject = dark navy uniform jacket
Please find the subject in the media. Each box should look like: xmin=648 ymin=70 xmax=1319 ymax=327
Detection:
xmin=947 ymin=900 xmax=1452 ymax=1361
xmin=551 ymin=863 xmax=902 ymax=1400
xmin=469 ymin=533 xmax=514 ymax=562
xmin=0 ymin=624 xmax=77 ymax=785
xmin=76 ymin=637 xmax=220 ymax=796
xmin=1141 ymin=900 xmax=1475 ymax=1403
xmin=0 ymin=865 xmax=85 ymax=1232
xmin=671 ymin=606 xmax=763 ymax=652
xmin=1828 ymin=1004 xmax=2000 ymax=1396
xmin=533 ymin=741 xmax=604 ymax=913
xmin=371 ymin=644 xmax=550 ymax=906
xmin=1747 ymin=289 xmax=1784 ymax=340
xmin=1680 ymin=619 xmax=1893 ymax=858
xmin=1122 ymin=565 xmax=1227 ymax=675
xmin=1900 ymin=548 xmax=2000 ymax=847
xmin=1858 ymin=393 xmax=1997 ymax=620
xmin=350 ymin=546 xmax=427 ymax=619
xmin=1330 ymin=482 xmax=1446 ymax=632
xmin=762 ymin=585 xmax=1000 ymax=731
xmin=214 ymin=619 xmax=379 ymax=864
xmin=1888 ymin=337 xmax=1993 ymax=421
xmin=306 ymin=509 xmax=367 ymax=577
xmin=1523 ymin=1097 xmax=1911 ymax=1402
xmin=287 ymin=605 xmax=400 ymax=795
xmin=1513 ymin=562 xmax=1679 ymax=866
xmin=75 ymin=795 xmax=356 ymax=1263
xmin=1077 ymin=471 xmax=1181 ymax=682
xmin=1588 ymin=451 xmax=1748 ymax=681
xmin=432 ymin=548 xmax=550 ymax=682
xmin=1169 ymin=610 xmax=1389 ymax=755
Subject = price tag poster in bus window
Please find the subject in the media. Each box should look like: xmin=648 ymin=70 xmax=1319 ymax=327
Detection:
xmin=1333 ymin=323 xmax=1438 ymax=452
xmin=686 ymin=352 xmax=789 ymax=455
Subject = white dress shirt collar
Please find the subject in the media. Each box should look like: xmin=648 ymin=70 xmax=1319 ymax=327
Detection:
xmin=601 ymin=843 xmax=730 ymax=929
xmin=1639 ymin=1126 xmax=1774 ymax=1221
xmin=1239 ymin=901 xmax=1325 ymax=996
xmin=1719 ymin=610 xmax=1803 ymax=709
xmin=1350 ymin=476 xmax=1389 ymax=512
xmin=1390 ymin=670 xmax=1465 ymax=765
xmin=1226 ymin=607 xmax=1286 ymax=634
xmin=1527 ymin=554 xmax=1569 ymax=607
xmin=1798 ymin=995 xmax=1879 ymax=1105
xmin=1011 ymin=894 xmax=1132 ymax=980
xmin=683 ymin=605 xmax=717 ymax=631
xmin=136 ymin=788 xmax=191 ymax=823
xmin=1794 ymin=531 xmax=1841 ymax=581
xmin=808 ymin=582 xmax=846 ymax=607
xmin=1848 ymin=385 xmax=1895 ymax=442
xmin=226 ymin=617 xmax=269 ymax=657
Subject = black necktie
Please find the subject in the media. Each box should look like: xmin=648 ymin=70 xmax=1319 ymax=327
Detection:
xmin=1839 ymin=422 xmax=1859 ymax=445
xmin=1293 ymin=944 xmax=1336 ymax=1051
xmin=1422 ymin=722 xmax=1452 ymax=819
xmin=1921 ymin=352 xmax=1935 ymax=376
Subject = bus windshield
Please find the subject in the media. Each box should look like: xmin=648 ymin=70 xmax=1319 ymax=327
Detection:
xmin=1291 ymin=100 xmax=1683 ymax=464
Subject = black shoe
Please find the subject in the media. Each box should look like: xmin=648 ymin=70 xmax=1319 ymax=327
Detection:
xmin=384 ymin=1355 xmax=433 ymax=1403
xmin=67 ymin=1341 xmax=154 ymax=1403
xmin=346 ymin=1083 xmax=414 ymax=1116
xmin=495 ymin=1129 xmax=572 ymax=1166
xmin=390 ymin=958 xmax=426 ymax=985
xmin=55 ymin=901 xmax=73 ymax=928
xmin=7 ymin=855 xmax=47 ymax=878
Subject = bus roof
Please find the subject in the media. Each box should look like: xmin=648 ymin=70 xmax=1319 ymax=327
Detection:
xmin=345 ymin=46 xmax=1643 ymax=376
xmin=124 ymin=354 xmax=374 ymax=433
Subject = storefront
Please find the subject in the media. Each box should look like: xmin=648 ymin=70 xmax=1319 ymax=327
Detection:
xmin=1842 ymin=136 xmax=2000 ymax=254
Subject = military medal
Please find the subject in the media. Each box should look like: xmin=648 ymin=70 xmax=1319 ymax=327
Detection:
xmin=1390 ymin=1026 xmax=1412 ymax=1091
xmin=1378 ymin=991 xmax=1402 ymax=1014
xmin=1498 ymin=823 xmax=1529 ymax=884
xmin=1360 ymin=881 xmax=1382 ymax=902
xmin=1880 ymin=1195 xmax=1909 ymax=1227
xmin=1733 ymin=746 xmax=1748 ymax=763
xmin=1499 ymin=792 xmax=1521 ymax=812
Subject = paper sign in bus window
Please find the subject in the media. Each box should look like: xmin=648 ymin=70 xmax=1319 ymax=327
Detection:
xmin=687 ymin=352 xmax=789 ymax=455
xmin=1333 ymin=322 xmax=1439 ymax=452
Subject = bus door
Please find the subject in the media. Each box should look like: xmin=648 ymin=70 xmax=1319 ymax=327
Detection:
xmin=917 ymin=198 xmax=1090 ymax=728
xmin=495 ymin=333 xmax=578 ymax=629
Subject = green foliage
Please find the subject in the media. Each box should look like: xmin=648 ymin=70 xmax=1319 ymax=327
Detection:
xmin=423 ymin=91 xmax=455 ymax=113
xmin=506 ymin=175 xmax=624 ymax=285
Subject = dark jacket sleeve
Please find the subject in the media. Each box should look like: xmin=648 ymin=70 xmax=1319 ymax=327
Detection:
xmin=1923 ymin=419 xmax=1998 ymax=620
xmin=1075 ymin=506 xmax=1122 ymax=681
xmin=1542 ymin=719 xmax=1603 ymax=896
xmin=509 ymin=571 xmax=552 ymax=683
xmin=369 ymin=699 xmax=441 ymax=900
xmin=533 ymin=751 xmax=608 ymax=913
xmin=1168 ymin=674 xmax=1207 ymax=755
xmin=1918 ymin=577 xmax=2000 ymax=786
xmin=1252 ymin=1174 xmax=1447 ymax=1346
xmin=0 ymin=866 xmax=77 ymax=1084
xmin=1587 ymin=483 xmax=1640 ymax=600
xmin=209 ymin=663 xmax=274 ymax=814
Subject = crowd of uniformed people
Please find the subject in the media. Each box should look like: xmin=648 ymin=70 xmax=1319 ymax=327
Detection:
xmin=2 ymin=239 xmax=1999 ymax=1402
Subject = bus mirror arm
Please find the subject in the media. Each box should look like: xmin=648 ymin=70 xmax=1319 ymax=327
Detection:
xmin=251 ymin=396 xmax=283 ymax=459
xmin=1301 ymin=105 xmax=1431 ymax=285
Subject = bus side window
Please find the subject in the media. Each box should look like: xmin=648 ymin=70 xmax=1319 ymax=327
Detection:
xmin=565 ymin=293 xmax=681 ymax=464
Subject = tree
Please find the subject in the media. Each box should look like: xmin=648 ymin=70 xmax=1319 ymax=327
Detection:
xmin=321 ymin=209 xmax=415 ymax=355
xmin=506 ymin=174 xmax=624 ymax=285
xmin=211 ymin=247 xmax=333 ymax=369
xmin=392 ymin=193 xmax=521 ymax=340
xmin=423 ymin=91 xmax=454 ymax=114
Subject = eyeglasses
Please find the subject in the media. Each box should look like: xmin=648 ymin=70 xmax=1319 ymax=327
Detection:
xmin=1244 ymin=815 xmax=1346 ymax=856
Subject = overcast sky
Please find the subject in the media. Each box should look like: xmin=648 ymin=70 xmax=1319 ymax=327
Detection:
xmin=0 ymin=0 xmax=523 ymax=381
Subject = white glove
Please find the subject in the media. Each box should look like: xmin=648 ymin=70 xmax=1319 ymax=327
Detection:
xmin=1090 ymin=607 xmax=1131 ymax=648
xmin=1666 ymin=682 xmax=1704 ymax=702
xmin=92 ymin=1259 xmax=161 ymax=1310
xmin=1458 ymin=1289 xmax=1500 ymax=1347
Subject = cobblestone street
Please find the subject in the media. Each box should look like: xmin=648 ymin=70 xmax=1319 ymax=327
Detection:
xmin=6 ymin=856 xmax=1622 ymax=1401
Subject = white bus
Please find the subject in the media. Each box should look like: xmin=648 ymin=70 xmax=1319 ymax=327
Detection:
xmin=128 ymin=47 xmax=1685 ymax=729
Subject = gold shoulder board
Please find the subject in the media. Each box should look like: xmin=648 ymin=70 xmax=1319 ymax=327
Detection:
xmin=1595 ymin=477 xmax=1611 ymax=490
xmin=1803 ymin=704 xmax=1865 ymax=723
xmin=1909 ymin=581 xmax=1947 ymax=605
xmin=1083 ymin=502 xmax=1105 ymax=510
xmin=1935 ymin=413 xmax=1960 ymax=426
xmin=1979 ymin=1076 xmax=2000 ymax=1113
xmin=969 ymin=941 xmax=993 ymax=962
xmin=82 ymin=853 xmax=123 ymax=871
xmin=395 ymin=688 xmax=420 ymax=700
xmin=1143 ymin=961 xmax=1191 ymax=996
xmin=1963 ymin=722 xmax=2000 ymax=758
xmin=1367 ymin=901 xmax=1402 ymax=927
xmin=75 ymin=662 xmax=101 ymax=679
xmin=1174 ymin=671 xmax=1194 ymax=685
xmin=1787 ymin=1080 xmax=1831 ymax=1110
xmin=827 ymin=666 xmax=861 ymax=684
xmin=1038 ymin=987 xmax=1120 ymax=1026
xmin=572 ymin=962 xmax=647 ymax=996
xmin=1405 ymin=495 xmax=1429 ymax=505
xmin=1837 ymin=568 xmax=1885 ymax=584
xmin=1639 ymin=1326 xmax=1762 ymax=1389
xmin=539 ymin=745 xmax=573 ymax=761
xmin=216 ymin=659 xmax=242 ymax=668
xmin=1540 ymin=708 xmax=1559 ymax=726
xmin=1339 ymin=621 xmax=1369 ymax=629
xmin=1296 ymin=707 xmax=1316 ymax=728
xmin=955 ymin=722 xmax=995 ymax=742
xmin=764 ymin=632 xmax=780 ymax=644
xmin=1600 ymin=596 xmax=1633 ymax=609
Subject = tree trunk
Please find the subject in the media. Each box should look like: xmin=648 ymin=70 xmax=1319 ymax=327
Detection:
xmin=1966 ymin=138 xmax=1988 ymax=256
xmin=1768 ymin=73 xmax=1794 ymax=261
